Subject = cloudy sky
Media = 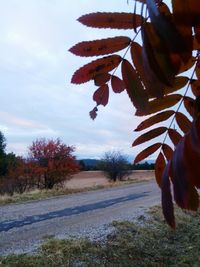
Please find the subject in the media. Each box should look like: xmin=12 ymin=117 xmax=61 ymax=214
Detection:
xmin=0 ymin=0 xmax=164 ymax=160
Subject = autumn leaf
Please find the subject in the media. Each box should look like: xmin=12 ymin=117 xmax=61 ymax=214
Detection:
xmin=135 ymin=94 xmax=182 ymax=116
xmin=161 ymin=161 xmax=175 ymax=228
xmin=132 ymin=127 xmax=167 ymax=146
xmin=78 ymin=12 xmax=144 ymax=30
xmin=93 ymin=84 xmax=109 ymax=106
xmin=155 ymin=152 xmax=166 ymax=187
xmin=134 ymin=110 xmax=174 ymax=131
xmin=134 ymin=143 xmax=162 ymax=164
xmin=71 ymin=55 xmax=121 ymax=84
xmin=69 ymin=36 xmax=131 ymax=57
xmin=111 ymin=75 xmax=126 ymax=93
xmin=122 ymin=59 xmax=148 ymax=112
xmin=94 ymin=73 xmax=111 ymax=86
xmin=175 ymin=112 xmax=192 ymax=134
xmin=168 ymin=129 xmax=182 ymax=146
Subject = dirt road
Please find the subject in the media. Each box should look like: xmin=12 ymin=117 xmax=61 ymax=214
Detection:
xmin=0 ymin=180 xmax=160 ymax=255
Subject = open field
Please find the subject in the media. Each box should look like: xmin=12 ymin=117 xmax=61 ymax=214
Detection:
xmin=0 ymin=170 xmax=155 ymax=205
xmin=66 ymin=170 xmax=155 ymax=189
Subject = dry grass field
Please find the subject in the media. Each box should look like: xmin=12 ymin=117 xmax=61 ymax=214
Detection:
xmin=66 ymin=170 xmax=155 ymax=189
xmin=0 ymin=170 xmax=155 ymax=205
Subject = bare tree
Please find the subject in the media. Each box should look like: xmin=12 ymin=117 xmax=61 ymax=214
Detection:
xmin=99 ymin=150 xmax=130 ymax=182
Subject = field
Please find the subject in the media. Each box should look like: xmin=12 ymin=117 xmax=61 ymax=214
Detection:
xmin=66 ymin=170 xmax=155 ymax=189
xmin=0 ymin=170 xmax=155 ymax=205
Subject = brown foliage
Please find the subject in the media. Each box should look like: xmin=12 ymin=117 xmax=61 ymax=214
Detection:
xmin=70 ymin=0 xmax=200 ymax=227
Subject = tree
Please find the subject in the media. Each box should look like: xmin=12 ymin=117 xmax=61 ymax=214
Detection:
xmin=70 ymin=0 xmax=200 ymax=227
xmin=28 ymin=138 xmax=80 ymax=189
xmin=0 ymin=131 xmax=6 ymax=156
xmin=0 ymin=131 xmax=7 ymax=176
xmin=99 ymin=151 xmax=130 ymax=182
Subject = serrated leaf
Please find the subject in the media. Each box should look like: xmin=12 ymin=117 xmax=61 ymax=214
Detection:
xmin=93 ymin=84 xmax=109 ymax=106
xmin=131 ymin=42 xmax=164 ymax=98
xmin=175 ymin=112 xmax=192 ymax=134
xmin=155 ymin=152 xmax=166 ymax=187
xmin=78 ymin=12 xmax=144 ymax=30
xmin=134 ymin=110 xmax=174 ymax=132
xmin=111 ymin=75 xmax=125 ymax=93
xmin=184 ymin=133 xmax=200 ymax=188
xmin=147 ymin=0 xmax=187 ymax=60
xmin=183 ymin=96 xmax=195 ymax=118
xmin=142 ymin=22 xmax=177 ymax=86
xmin=171 ymin=136 xmax=199 ymax=211
xmin=164 ymin=76 xmax=189 ymax=95
xmin=122 ymin=59 xmax=148 ymax=112
xmin=132 ymin=127 xmax=167 ymax=147
xmin=94 ymin=73 xmax=111 ymax=86
xmin=134 ymin=143 xmax=162 ymax=164
xmin=178 ymin=56 xmax=196 ymax=74
xmin=69 ymin=36 xmax=131 ymax=57
xmin=168 ymin=128 xmax=182 ymax=146
xmin=161 ymin=161 xmax=175 ymax=228
xmin=135 ymin=94 xmax=182 ymax=116
xmin=195 ymin=61 xmax=200 ymax=80
xmin=191 ymin=79 xmax=200 ymax=96
xmin=162 ymin=144 xmax=173 ymax=161
xmin=71 ymin=55 xmax=121 ymax=84
xmin=172 ymin=0 xmax=193 ymax=62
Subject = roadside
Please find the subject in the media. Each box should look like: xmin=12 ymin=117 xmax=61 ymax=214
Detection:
xmin=1 ymin=206 xmax=199 ymax=267
xmin=0 ymin=170 xmax=154 ymax=206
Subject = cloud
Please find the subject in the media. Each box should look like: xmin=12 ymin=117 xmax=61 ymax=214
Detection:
xmin=0 ymin=0 xmax=154 ymax=160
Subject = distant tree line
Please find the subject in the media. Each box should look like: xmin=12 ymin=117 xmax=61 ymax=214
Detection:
xmin=0 ymin=131 xmax=80 ymax=195
xmin=79 ymin=158 xmax=154 ymax=171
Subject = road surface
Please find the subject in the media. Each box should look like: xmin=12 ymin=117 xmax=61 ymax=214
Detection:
xmin=0 ymin=181 xmax=160 ymax=255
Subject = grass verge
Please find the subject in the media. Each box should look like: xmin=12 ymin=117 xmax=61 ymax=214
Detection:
xmin=0 ymin=206 xmax=200 ymax=266
xmin=0 ymin=179 xmax=139 ymax=206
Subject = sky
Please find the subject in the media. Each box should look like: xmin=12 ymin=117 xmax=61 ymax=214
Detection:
xmin=0 ymin=0 xmax=171 ymax=160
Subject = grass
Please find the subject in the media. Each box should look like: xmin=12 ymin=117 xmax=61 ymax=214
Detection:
xmin=1 ymin=206 xmax=200 ymax=266
xmin=0 ymin=179 xmax=139 ymax=206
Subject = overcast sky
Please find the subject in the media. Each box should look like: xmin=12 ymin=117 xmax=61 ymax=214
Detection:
xmin=0 ymin=0 xmax=170 ymax=160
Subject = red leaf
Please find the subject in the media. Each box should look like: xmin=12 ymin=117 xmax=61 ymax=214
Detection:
xmin=136 ymin=94 xmax=182 ymax=116
xmin=111 ymin=76 xmax=125 ymax=93
xmin=183 ymin=96 xmax=195 ymax=118
xmin=69 ymin=36 xmax=131 ymax=57
xmin=131 ymin=42 xmax=164 ymax=98
xmin=93 ymin=84 xmax=109 ymax=106
xmin=78 ymin=12 xmax=144 ymax=30
xmin=184 ymin=133 xmax=200 ymax=188
xmin=132 ymin=127 xmax=167 ymax=147
xmin=175 ymin=112 xmax=192 ymax=134
xmin=142 ymin=22 xmax=177 ymax=86
xmin=162 ymin=144 xmax=173 ymax=161
xmin=171 ymin=136 xmax=199 ymax=211
xmin=71 ymin=55 xmax=121 ymax=84
xmin=134 ymin=110 xmax=174 ymax=132
xmin=147 ymin=0 xmax=187 ymax=60
xmin=89 ymin=107 xmax=98 ymax=120
xmin=155 ymin=152 xmax=166 ymax=187
xmin=168 ymin=128 xmax=182 ymax=146
xmin=94 ymin=73 xmax=111 ymax=86
xmin=161 ymin=161 xmax=175 ymax=229
xmin=122 ymin=59 xmax=148 ymax=112
xmin=164 ymin=76 xmax=189 ymax=95
xmin=134 ymin=143 xmax=162 ymax=164
xmin=191 ymin=79 xmax=200 ymax=96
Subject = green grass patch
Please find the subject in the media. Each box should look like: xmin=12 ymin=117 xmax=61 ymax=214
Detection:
xmin=1 ymin=206 xmax=200 ymax=266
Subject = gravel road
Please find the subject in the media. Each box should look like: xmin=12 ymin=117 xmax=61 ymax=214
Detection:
xmin=0 ymin=181 xmax=160 ymax=255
